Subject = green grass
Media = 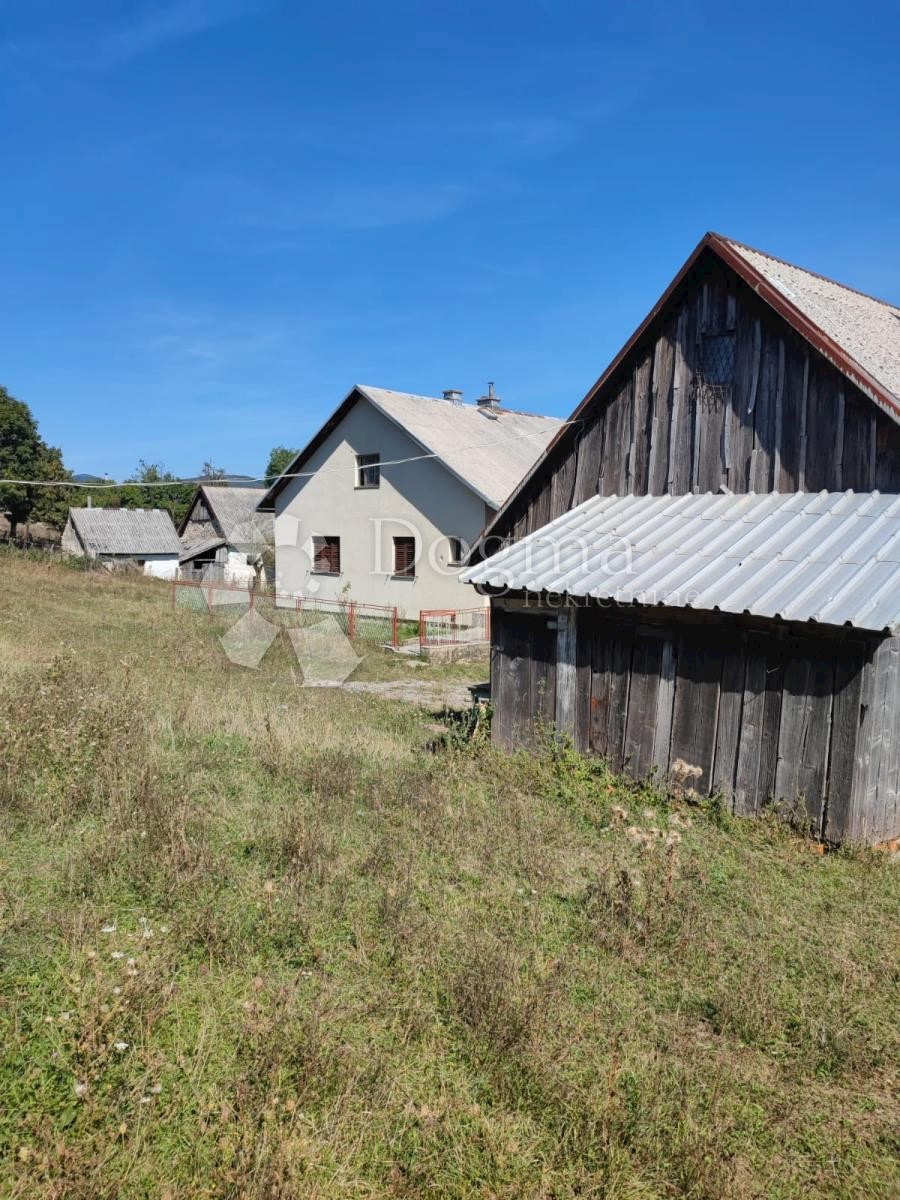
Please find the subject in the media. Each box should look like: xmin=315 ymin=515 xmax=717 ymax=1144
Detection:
xmin=0 ymin=558 xmax=898 ymax=1198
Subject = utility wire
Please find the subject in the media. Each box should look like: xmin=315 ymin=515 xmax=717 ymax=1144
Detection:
xmin=0 ymin=419 xmax=579 ymax=488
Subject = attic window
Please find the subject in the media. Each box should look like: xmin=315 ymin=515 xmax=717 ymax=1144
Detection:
xmin=356 ymin=453 xmax=380 ymax=489
xmin=692 ymin=331 xmax=736 ymax=411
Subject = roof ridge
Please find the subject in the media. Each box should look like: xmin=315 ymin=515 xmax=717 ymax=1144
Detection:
xmin=358 ymin=384 xmax=562 ymax=423
xmin=709 ymin=232 xmax=900 ymax=313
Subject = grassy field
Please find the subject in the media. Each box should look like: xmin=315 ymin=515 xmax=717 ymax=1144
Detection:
xmin=0 ymin=556 xmax=898 ymax=1198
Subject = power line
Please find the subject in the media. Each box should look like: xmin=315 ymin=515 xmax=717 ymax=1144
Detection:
xmin=0 ymin=420 xmax=579 ymax=489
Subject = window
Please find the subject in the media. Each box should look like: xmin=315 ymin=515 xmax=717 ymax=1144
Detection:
xmin=692 ymin=330 xmax=736 ymax=412
xmin=393 ymin=536 xmax=416 ymax=578
xmin=448 ymin=537 xmax=464 ymax=566
xmin=356 ymin=453 xmax=380 ymax=488
xmin=312 ymin=536 xmax=340 ymax=574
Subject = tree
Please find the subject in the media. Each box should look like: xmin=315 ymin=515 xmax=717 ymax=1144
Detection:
xmin=264 ymin=445 xmax=299 ymax=488
xmin=0 ymin=386 xmax=73 ymax=537
xmin=120 ymin=461 xmax=194 ymax=526
xmin=200 ymin=460 xmax=226 ymax=481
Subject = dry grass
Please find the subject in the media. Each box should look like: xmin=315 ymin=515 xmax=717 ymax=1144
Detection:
xmin=0 ymin=557 xmax=898 ymax=1198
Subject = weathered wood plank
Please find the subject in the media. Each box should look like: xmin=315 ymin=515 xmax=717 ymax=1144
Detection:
xmin=824 ymin=640 xmax=867 ymax=842
xmin=555 ymin=608 xmax=577 ymax=737
xmin=668 ymin=305 xmax=692 ymax=494
xmin=668 ymin=637 xmax=722 ymax=792
xmin=573 ymin=608 xmax=592 ymax=753
xmin=629 ymin=349 xmax=654 ymax=493
xmin=711 ymin=638 xmax=746 ymax=799
xmin=572 ymin=417 xmax=604 ymax=507
xmin=648 ymin=327 xmax=676 ymax=494
xmin=733 ymin=644 xmax=768 ymax=814
xmin=774 ymin=648 xmax=835 ymax=835
xmin=651 ymin=636 xmax=677 ymax=773
xmin=605 ymin=630 xmax=635 ymax=770
xmin=623 ymin=634 xmax=665 ymax=778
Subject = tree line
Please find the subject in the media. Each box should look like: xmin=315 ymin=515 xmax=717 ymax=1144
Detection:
xmin=0 ymin=386 xmax=298 ymax=539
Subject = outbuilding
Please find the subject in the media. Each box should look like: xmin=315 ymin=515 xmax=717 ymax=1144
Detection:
xmin=62 ymin=507 xmax=181 ymax=578
xmin=462 ymin=232 xmax=900 ymax=845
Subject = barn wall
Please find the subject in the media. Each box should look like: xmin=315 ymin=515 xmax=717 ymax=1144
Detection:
xmin=490 ymin=251 xmax=900 ymax=550
xmin=491 ymin=599 xmax=899 ymax=844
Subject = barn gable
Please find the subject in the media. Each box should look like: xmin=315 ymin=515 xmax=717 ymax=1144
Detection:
xmin=471 ymin=233 xmax=900 ymax=561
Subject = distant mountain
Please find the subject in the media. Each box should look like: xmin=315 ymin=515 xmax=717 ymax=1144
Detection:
xmin=70 ymin=472 xmax=260 ymax=487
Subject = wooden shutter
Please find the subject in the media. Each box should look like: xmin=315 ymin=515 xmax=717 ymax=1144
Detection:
xmin=393 ymin=536 xmax=415 ymax=577
xmin=313 ymin=536 xmax=340 ymax=573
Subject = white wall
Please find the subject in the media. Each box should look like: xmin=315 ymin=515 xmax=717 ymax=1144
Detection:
xmin=142 ymin=556 xmax=179 ymax=580
xmin=273 ymin=398 xmax=490 ymax=614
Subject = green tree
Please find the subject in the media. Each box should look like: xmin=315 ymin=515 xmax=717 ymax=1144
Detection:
xmin=120 ymin=461 xmax=194 ymax=526
xmin=0 ymin=386 xmax=73 ymax=537
xmin=200 ymin=460 xmax=226 ymax=481
xmin=264 ymin=445 xmax=299 ymax=488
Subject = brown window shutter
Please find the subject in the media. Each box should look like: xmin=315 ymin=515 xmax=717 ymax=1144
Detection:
xmin=313 ymin=536 xmax=340 ymax=573
xmin=393 ymin=536 xmax=415 ymax=577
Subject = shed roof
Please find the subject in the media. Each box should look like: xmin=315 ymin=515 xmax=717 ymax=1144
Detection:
xmin=67 ymin=507 xmax=181 ymax=556
xmin=179 ymin=536 xmax=226 ymax=565
xmin=181 ymin=486 xmax=273 ymax=545
xmin=258 ymin=385 xmax=564 ymax=511
xmin=462 ymin=491 xmax=900 ymax=634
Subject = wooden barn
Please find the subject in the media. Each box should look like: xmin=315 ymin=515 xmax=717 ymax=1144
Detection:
xmin=463 ymin=233 xmax=900 ymax=845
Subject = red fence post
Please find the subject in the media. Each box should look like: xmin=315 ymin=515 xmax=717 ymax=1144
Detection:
xmin=348 ymin=601 xmax=357 ymax=640
xmin=249 ymin=586 xmax=255 ymax=611
xmin=485 ymin=604 xmax=491 ymax=643
xmin=171 ymin=580 xmax=176 ymax=609
xmin=419 ymin=610 xmax=426 ymax=652
xmin=392 ymin=607 xmax=399 ymax=649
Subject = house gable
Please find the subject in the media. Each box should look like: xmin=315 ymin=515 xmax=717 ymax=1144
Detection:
xmin=472 ymin=235 xmax=900 ymax=561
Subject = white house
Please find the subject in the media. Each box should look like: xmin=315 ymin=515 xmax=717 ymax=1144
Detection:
xmin=61 ymin=507 xmax=181 ymax=578
xmin=257 ymin=384 xmax=563 ymax=613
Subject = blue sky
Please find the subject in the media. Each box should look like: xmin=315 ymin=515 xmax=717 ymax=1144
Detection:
xmin=1 ymin=0 xmax=898 ymax=479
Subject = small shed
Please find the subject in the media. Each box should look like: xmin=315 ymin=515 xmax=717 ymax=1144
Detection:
xmin=463 ymin=491 xmax=900 ymax=845
xmin=178 ymin=485 xmax=273 ymax=581
xmin=62 ymin=507 xmax=181 ymax=578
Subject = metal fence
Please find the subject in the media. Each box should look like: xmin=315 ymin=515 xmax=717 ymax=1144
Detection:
xmin=419 ymin=606 xmax=491 ymax=651
xmin=171 ymin=579 xmax=402 ymax=647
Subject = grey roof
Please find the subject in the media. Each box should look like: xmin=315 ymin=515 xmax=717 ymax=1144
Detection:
xmin=724 ymin=237 xmax=900 ymax=410
xmin=462 ymin=491 xmax=900 ymax=634
xmin=356 ymin=387 xmax=563 ymax=507
xmin=67 ymin=507 xmax=181 ymax=556
xmin=198 ymin=486 xmax=273 ymax=545
xmin=179 ymin=536 xmax=226 ymax=565
xmin=258 ymin=385 xmax=564 ymax=512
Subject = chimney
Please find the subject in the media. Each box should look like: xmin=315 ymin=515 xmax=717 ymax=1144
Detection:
xmin=442 ymin=388 xmax=463 ymax=403
xmin=477 ymin=381 xmax=501 ymax=410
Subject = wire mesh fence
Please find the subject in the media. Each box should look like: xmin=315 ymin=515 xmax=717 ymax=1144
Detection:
xmin=171 ymin=579 xmax=401 ymax=647
xmin=419 ymin=606 xmax=491 ymax=650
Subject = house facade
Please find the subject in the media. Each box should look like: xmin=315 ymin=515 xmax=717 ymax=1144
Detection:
xmin=62 ymin=507 xmax=181 ymax=578
xmin=463 ymin=233 xmax=900 ymax=845
xmin=257 ymin=385 xmax=562 ymax=614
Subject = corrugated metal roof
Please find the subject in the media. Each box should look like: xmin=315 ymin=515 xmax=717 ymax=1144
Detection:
xmin=462 ymin=491 xmax=900 ymax=634
xmin=199 ymin=486 xmax=273 ymax=544
xmin=179 ymin=536 xmax=226 ymax=564
xmin=68 ymin=507 xmax=181 ymax=556
xmin=356 ymin=387 xmax=564 ymax=508
xmin=723 ymin=237 xmax=900 ymax=411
